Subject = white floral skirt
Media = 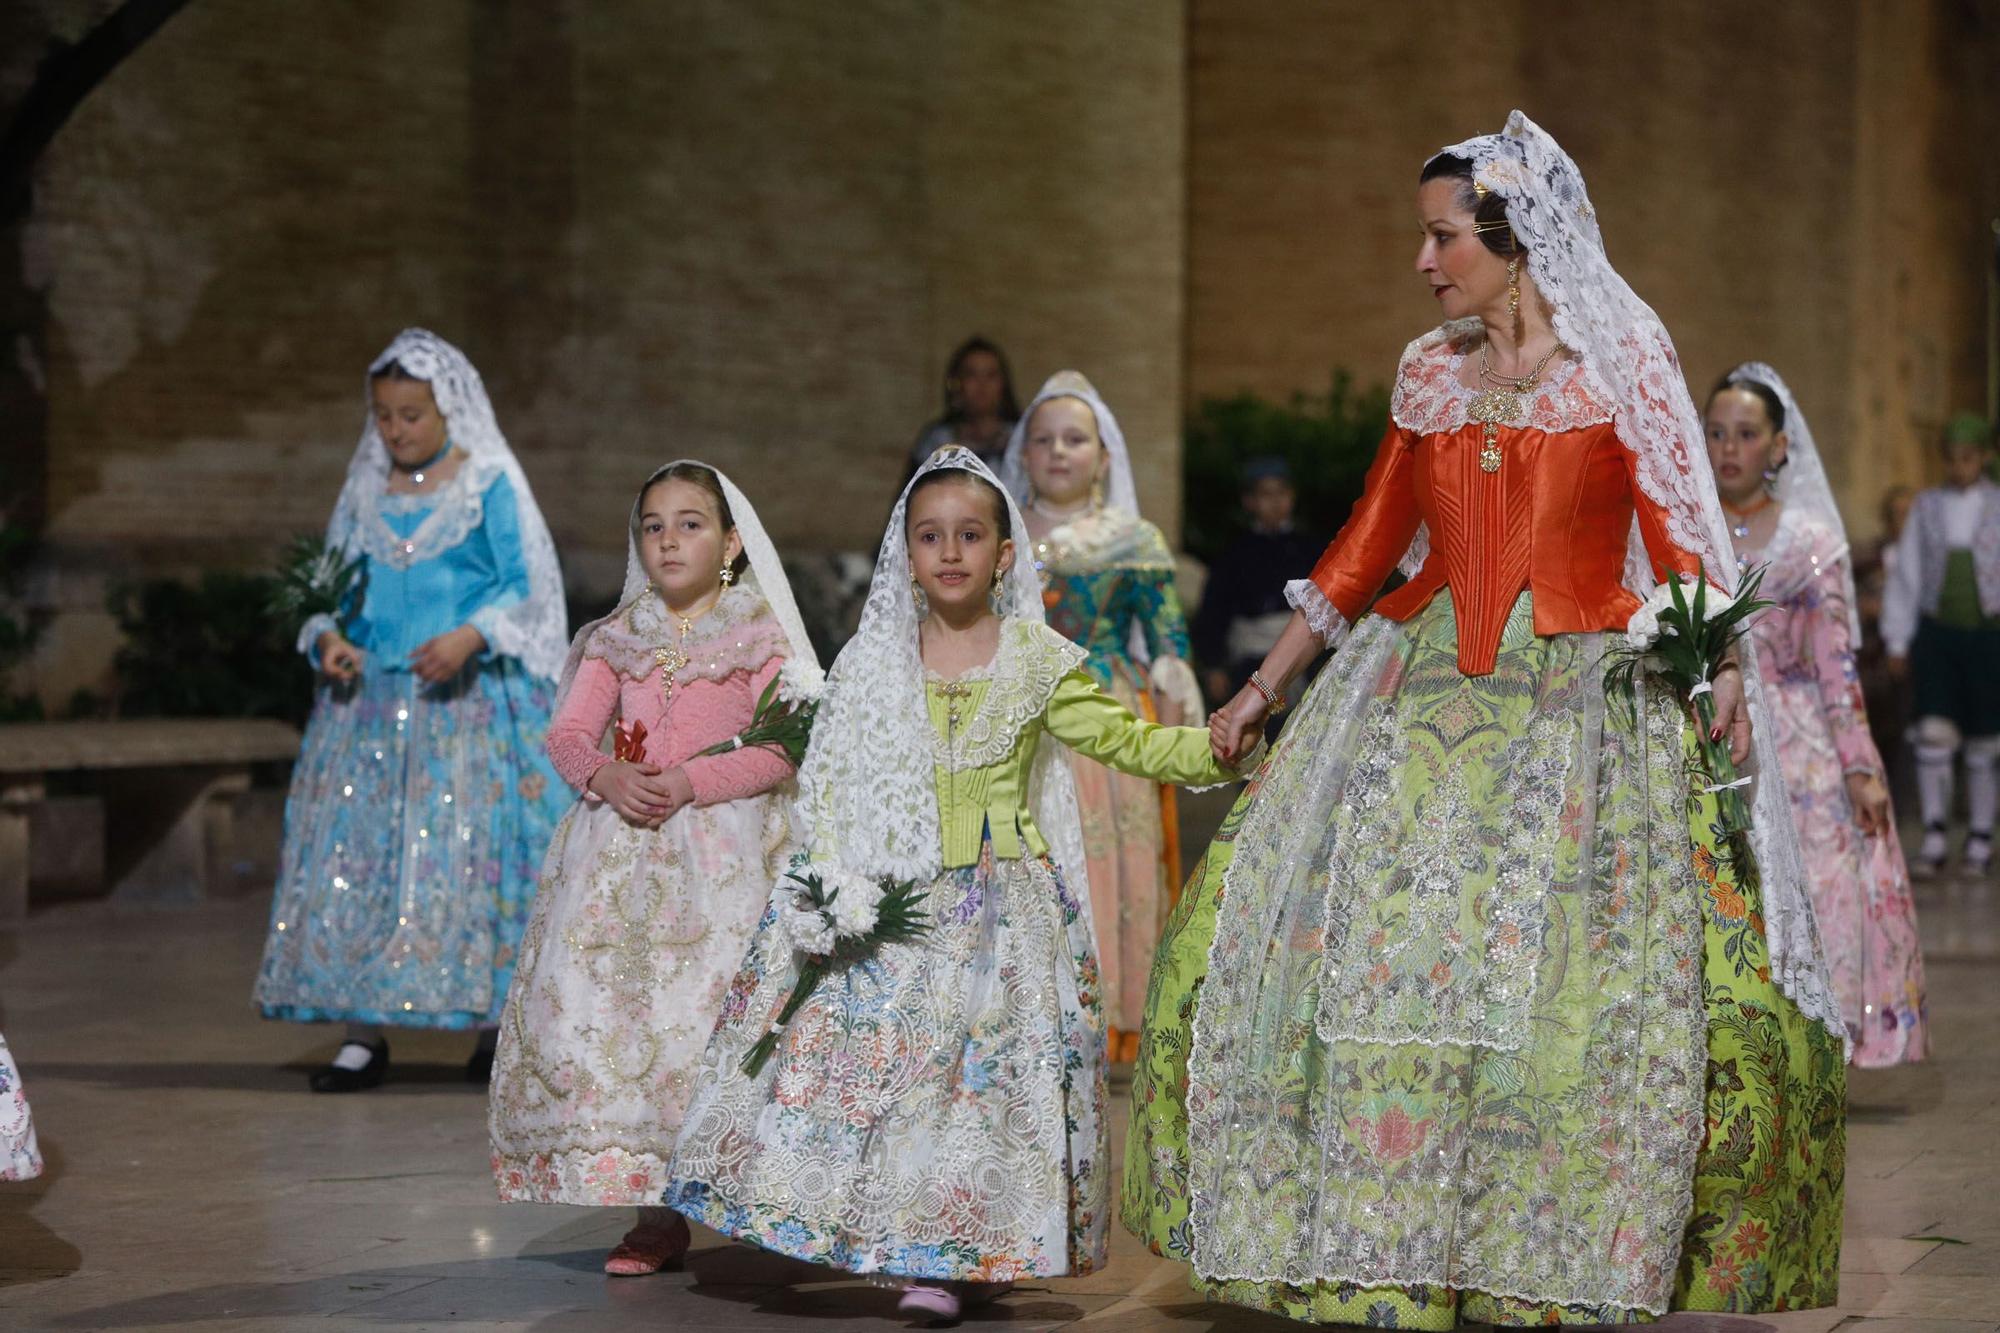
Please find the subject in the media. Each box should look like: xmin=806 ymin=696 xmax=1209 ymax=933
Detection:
xmin=0 ymin=1032 xmax=40 ymax=1182
xmin=663 ymin=846 xmax=1108 ymax=1281
xmin=489 ymin=790 xmax=790 ymax=1205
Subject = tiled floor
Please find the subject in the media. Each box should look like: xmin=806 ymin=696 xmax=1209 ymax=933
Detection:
xmin=1 ymin=807 xmax=1995 ymax=1331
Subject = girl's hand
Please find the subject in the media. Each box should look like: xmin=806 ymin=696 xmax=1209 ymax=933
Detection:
xmin=1209 ymin=684 xmax=1270 ymax=767
xmin=1707 ymin=663 xmax=1752 ymax=766
xmin=1846 ymin=770 xmax=1892 ymax=838
xmin=410 ymin=625 xmax=485 ymax=683
xmin=589 ymin=761 xmax=679 ymax=827
xmin=657 ymin=767 xmax=696 ymax=818
xmin=318 ymin=631 xmax=365 ymax=683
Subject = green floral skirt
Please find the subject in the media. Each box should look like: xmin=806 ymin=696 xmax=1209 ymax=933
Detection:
xmin=1121 ymin=595 xmax=1844 ymax=1326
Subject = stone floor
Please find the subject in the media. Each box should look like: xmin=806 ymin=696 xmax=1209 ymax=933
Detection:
xmin=0 ymin=822 xmax=1995 ymax=1331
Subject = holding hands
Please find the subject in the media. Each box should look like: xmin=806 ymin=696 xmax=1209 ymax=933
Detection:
xmin=1209 ymin=682 xmax=1271 ymax=768
xmin=589 ymin=760 xmax=696 ymax=828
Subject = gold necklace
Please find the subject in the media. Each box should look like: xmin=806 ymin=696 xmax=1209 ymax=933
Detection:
xmin=1467 ymin=341 xmax=1565 ymax=473
xmin=653 ymin=590 xmax=718 ymax=703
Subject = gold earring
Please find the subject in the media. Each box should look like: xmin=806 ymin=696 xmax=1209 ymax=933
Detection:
xmin=992 ymin=566 xmax=1005 ymax=593
xmin=910 ymin=574 xmax=924 ymax=612
xmin=719 ymin=565 xmax=735 ymax=587
xmin=1506 ymin=256 xmax=1521 ymax=321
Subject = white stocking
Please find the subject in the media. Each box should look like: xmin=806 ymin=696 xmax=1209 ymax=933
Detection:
xmin=1964 ymin=736 xmax=2000 ymax=836
xmin=1915 ymin=741 xmax=1958 ymax=830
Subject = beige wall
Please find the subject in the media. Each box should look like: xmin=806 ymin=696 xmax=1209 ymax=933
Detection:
xmin=1185 ymin=0 xmax=2000 ymax=542
xmin=22 ymin=0 xmax=1186 ymax=617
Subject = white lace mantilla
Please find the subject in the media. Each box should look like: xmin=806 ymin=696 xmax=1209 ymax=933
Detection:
xmin=321 ymin=329 xmax=570 ymax=682
xmin=1402 ymin=115 xmax=1840 ymax=1043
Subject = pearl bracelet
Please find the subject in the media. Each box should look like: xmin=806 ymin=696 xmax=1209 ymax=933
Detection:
xmin=1248 ymin=669 xmax=1288 ymax=716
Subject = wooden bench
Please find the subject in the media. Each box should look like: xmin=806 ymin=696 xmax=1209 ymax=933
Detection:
xmin=0 ymin=719 xmax=302 ymax=924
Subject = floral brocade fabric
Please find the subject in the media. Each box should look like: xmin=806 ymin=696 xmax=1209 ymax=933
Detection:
xmin=1122 ymin=594 xmax=1844 ymax=1326
xmin=663 ymin=849 xmax=1108 ymax=1282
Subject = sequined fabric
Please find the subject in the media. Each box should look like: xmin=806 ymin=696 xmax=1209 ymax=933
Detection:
xmin=254 ymin=658 xmax=568 ymax=1027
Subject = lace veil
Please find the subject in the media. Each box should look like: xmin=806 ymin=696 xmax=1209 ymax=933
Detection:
xmin=1724 ymin=362 xmax=1863 ymax=645
xmin=318 ymin=329 xmax=569 ymax=682
xmin=796 ymin=448 xmax=1093 ymax=927
xmin=998 ymin=371 xmax=1140 ymax=517
xmin=1428 ymin=113 xmax=1837 ymax=1036
xmin=553 ymin=460 xmax=824 ymax=713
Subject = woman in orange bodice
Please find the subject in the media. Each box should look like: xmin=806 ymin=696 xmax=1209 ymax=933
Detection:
xmin=1123 ymin=113 xmax=1847 ymax=1328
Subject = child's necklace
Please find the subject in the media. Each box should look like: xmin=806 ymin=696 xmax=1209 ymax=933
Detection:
xmin=654 ymin=590 xmax=719 ymax=703
xmin=1721 ymin=492 xmax=1775 ymax=541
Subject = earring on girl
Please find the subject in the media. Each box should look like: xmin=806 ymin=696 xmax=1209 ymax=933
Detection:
xmin=719 ymin=565 xmax=735 ymax=587
xmin=1506 ymin=255 xmax=1522 ymax=335
xmin=910 ymin=575 xmax=925 ymax=613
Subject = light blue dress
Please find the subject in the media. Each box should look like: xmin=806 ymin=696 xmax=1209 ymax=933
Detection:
xmin=255 ymin=470 xmax=570 ymax=1029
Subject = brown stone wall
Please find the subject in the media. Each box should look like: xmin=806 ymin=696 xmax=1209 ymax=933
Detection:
xmin=1186 ymin=0 xmax=2000 ymax=542
xmin=18 ymin=1 xmax=1186 ymax=704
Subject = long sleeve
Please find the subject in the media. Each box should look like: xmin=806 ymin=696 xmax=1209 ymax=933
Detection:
xmin=681 ymin=657 xmax=798 ymax=806
xmin=466 ymin=473 xmax=534 ymax=656
xmin=1880 ymin=514 xmax=1924 ymax=657
xmin=1043 ymin=669 xmax=1235 ymax=788
xmin=546 ymin=655 xmax=620 ymax=792
xmin=1295 ymin=424 xmax=1423 ymax=639
xmin=1804 ymin=553 xmax=1886 ymax=779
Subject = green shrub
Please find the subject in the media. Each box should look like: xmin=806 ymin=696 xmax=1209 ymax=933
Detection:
xmin=111 ymin=572 xmax=312 ymax=725
xmin=1181 ymin=371 xmax=1389 ymax=565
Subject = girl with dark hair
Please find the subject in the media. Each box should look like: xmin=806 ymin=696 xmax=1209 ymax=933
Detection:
xmin=489 ymin=460 xmax=822 ymax=1276
xmin=255 ymin=330 xmax=572 ymax=1093
xmin=1704 ymin=364 xmax=1926 ymax=1067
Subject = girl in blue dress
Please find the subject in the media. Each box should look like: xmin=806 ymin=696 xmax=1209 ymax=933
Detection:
xmin=255 ymin=329 xmax=572 ymax=1092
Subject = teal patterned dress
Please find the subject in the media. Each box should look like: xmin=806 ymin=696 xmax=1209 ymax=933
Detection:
xmin=1031 ymin=507 xmax=1202 ymax=1039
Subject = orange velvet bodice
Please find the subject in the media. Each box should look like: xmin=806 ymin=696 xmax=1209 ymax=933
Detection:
xmin=1305 ymin=330 xmax=1703 ymax=677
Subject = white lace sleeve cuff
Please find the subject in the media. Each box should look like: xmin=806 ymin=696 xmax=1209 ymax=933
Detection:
xmin=1148 ymin=655 xmax=1204 ymax=720
xmin=1284 ymin=579 xmax=1350 ymax=650
xmin=296 ymin=613 xmax=338 ymax=664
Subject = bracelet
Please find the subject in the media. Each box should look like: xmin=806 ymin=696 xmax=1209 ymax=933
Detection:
xmin=1248 ymin=669 xmax=1288 ymax=716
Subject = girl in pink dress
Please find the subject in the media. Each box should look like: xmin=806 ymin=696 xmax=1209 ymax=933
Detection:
xmin=488 ymin=461 xmax=822 ymax=1272
xmin=1707 ymin=364 xmax=1927 ymax=1065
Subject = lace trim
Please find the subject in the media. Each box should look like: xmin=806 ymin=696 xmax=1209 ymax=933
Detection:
xmin=1284 ymin=580 xmax=1350 ymax=649
xmin=580 ymin=587 xmax=788 ymax=686
xmin=1390 ymin=322 xmax=1615 ymax=437
xmin=930 ymin=620 xmax=1087 ymax=773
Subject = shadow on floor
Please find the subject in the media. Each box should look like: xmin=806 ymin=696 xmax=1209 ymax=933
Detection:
xmin=25 ymin=1237 xmax=1120 ymax=1329
xmin=0 ymin=1140 xmax=81 ymax=1287
xmin=26 ymin=1060 xmax=490 ymax=1094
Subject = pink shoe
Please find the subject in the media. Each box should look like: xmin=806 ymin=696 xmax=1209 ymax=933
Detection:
xmin=603 ymin=1215 xmax=690 ymax=1276
xmin=897 ymin=1281 xmax=962 ymax=1325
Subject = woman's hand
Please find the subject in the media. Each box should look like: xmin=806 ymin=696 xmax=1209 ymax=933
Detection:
xmin=410 ymin=625 xmax=486 ymax=683
xmin=1707 ymin=662 xmax=1753 ymax=766
xmin=317 ymin=631 xmax=365 ymax=683
xmin=1846 ymin=770 xmax=1892 ymax=838
xmin=1209 ymin=683 xmax=1270 ymax=767
xmin=588 ymin=761 xmax=679 ymax=827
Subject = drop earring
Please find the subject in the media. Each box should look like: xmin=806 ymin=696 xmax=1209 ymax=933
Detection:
xmin=1506 ymin=255 xmax=1522 ymax=335
xmin=719 ymin=565 xmax=735 ymax=587
xmin=910 ymin=574 xmax=925 ymax=613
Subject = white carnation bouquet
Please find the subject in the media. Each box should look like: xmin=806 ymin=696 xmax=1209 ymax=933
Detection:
xmin=739 ymin=861 xmax=929 ymax=1076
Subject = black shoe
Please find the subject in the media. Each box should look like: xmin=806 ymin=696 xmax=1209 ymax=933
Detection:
xmin=309 ymin=1037 xmax=389 ymax=1093
xmin=465 ymin=1045 xmax=495 ymax=1085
